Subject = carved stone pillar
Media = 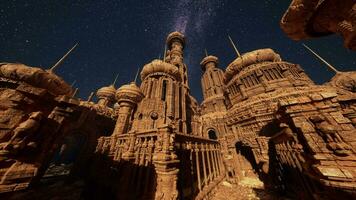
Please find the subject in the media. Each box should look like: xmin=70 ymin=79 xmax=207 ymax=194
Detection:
xmin=153 ymin=125 xmax=179 ymax=200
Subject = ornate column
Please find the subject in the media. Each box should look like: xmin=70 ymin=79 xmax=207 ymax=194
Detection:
xmin=153 ymin=125 xmax=179 ymax=200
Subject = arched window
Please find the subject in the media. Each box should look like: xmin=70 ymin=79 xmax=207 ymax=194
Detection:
xmin=161 ymin=80 xmax=167 ymax=101
xmin=208 ymin=129 xmax=218 ymax=140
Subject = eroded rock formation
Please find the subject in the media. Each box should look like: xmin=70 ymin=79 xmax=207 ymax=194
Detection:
xmin=281 ymin=0 xmax=356 ymax=50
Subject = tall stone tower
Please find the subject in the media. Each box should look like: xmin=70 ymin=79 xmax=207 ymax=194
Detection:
xmin=200 ymin=55 xmax=227 ymax=114
xmin=132 ymin=31 xmax=193 ymax=134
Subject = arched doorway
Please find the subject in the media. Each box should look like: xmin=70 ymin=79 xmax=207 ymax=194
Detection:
xmin=44 ymin=133 xmax=87 ymax=177
xmin=208 ymin=129 xmax=218 ymax=140
xmin=234 ymin=141 xmax=263 ymax=187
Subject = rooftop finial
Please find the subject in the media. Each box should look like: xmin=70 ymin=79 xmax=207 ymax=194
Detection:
xmin=205 ymin=49 xmax=208 ymax=57
xmin=134 ymin=68 xmax=140 ymax=83
xmin=49 ymin=43 xmax=78 ymax=72
xmin=228 ymin=35 xmax=241 ymax=57
xmin=112 ymin=73 xmax=119 ymax=86
xmin=302 ymin=43 xmax=340 ymax=74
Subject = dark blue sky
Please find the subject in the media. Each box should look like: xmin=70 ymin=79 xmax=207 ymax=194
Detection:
xmin=1 ymin=0 xmax=355 ymax=102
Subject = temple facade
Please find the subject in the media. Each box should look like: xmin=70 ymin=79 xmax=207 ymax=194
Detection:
xmin=0 ymin=31 xmax=356 ymax=199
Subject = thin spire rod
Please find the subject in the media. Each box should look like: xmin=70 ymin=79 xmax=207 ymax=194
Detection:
xmin=302 ymin=43 xmax=340 ymax=74
xmin=72 ymin=88 xmax=79 ymax=98
xmin=228 ymin=35 xmax=241 ymax=57
xmin=112 ymin=73 xmax=119 ymax=86
xmin=49 ymin=43 xmax=78 ymax=72
xmin=163 ymin=45 xmax=167 ymax=62
xmin=205 ymin=49 xmax=208 ymax=57
xmin=87 ymin=92 xmax=94 ymax=102
xmin=70 ymin=80 xmax=77 ymax=87
xmin=134 ymin=68 xmax=140 ymax=83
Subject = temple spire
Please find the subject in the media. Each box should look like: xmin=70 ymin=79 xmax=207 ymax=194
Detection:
xmin=302 ymin=44 xmax=340 ymax=74
xmin=112 ymin=73 xmax=119 ymax=86
xmin=228 ymin=35 xmax=241 ymax=57
xmin=49 ymin=43 xmax=78 ymax=72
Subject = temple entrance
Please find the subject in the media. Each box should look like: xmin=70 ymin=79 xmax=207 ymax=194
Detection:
xmin=235 ymin=142 xmax=258 ymax=176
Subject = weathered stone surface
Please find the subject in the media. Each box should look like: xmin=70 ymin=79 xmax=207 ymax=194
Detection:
xmin=281 ymin=0 xmax=356 ymax=50
xmin=0 ymin=31 xmax=355 ymax=200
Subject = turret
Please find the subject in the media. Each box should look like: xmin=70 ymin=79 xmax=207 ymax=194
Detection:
xmin=166 ymin=31 xmax=185 ymax=66
xmin=96 ymin=74 xmax=119 ymax=107
xmin=96 ymin=85 xmax=116 ymax=107
xmin=113 ymin=82 xmax=144 ymax=135
xmin=200 ymin=54 xmax=227 ymax=113
xmin=200 ymin=55 xmax=225 ymax=99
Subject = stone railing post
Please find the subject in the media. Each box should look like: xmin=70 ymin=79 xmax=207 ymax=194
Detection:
xmin=122 ymin=133 xmax=136 ymax=161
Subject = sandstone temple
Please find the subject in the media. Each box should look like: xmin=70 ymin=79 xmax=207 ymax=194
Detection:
xmin=0 ymin=30 xmax=355 ymax=200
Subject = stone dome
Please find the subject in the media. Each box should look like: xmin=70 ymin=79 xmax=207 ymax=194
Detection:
xmin=224 ymin=48 xmax=281 ymax=83
xmin=200 ymin=55 xmax=218 ymax=71
xmin=141 ymin=59 xmax=181 ymax=81
xmin=0 ymin=62 xmax=73 ymax=95
xmin=116 ymin=82 xmax=144 ymax=104
xmin=166 ymin=31 xmax=185 ymax=48
xmin=96 ymin=85 xmax=116 ymax=99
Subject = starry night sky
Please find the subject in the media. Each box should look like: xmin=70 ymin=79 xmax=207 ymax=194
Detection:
xmin=1 ymin=0 xmax=355 ymax=102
